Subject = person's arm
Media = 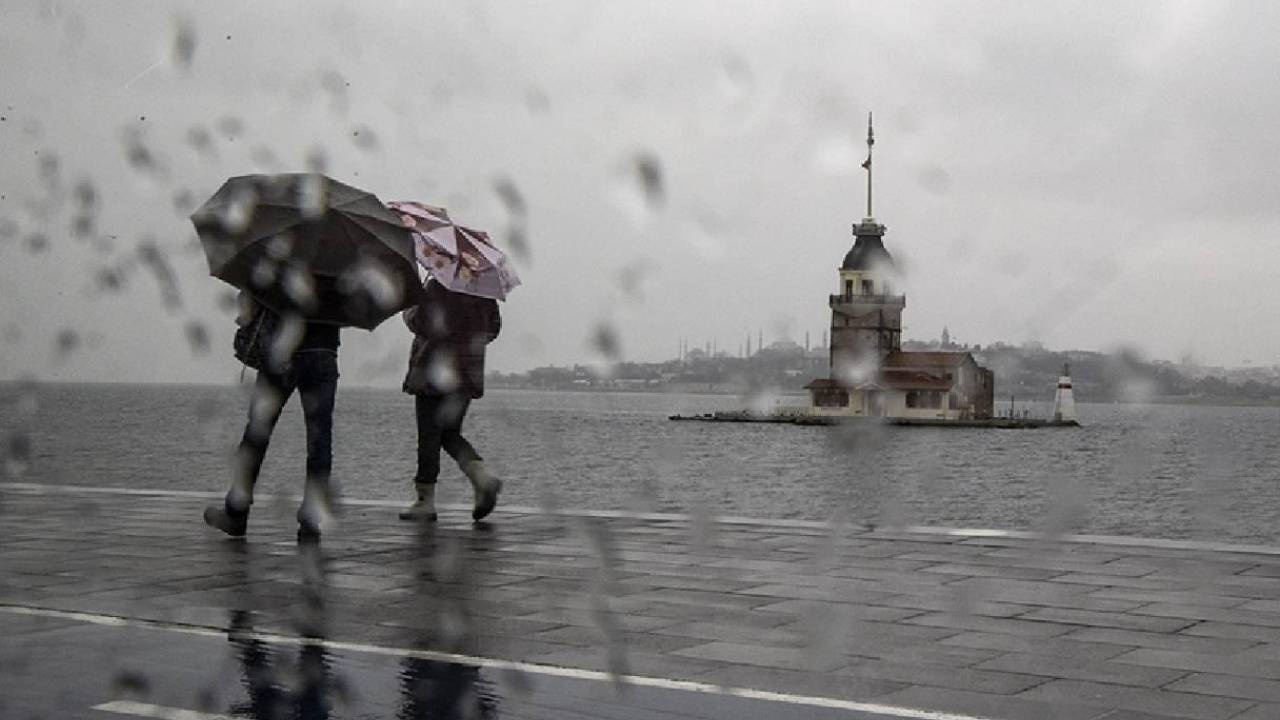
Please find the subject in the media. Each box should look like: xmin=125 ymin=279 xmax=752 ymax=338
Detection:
xmin=235 ymin=291 xmax=259 ymax=327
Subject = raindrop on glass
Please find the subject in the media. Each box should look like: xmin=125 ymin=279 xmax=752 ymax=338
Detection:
xmin=250 ymin=146 xmax=279 ymax=170
xmin=95 ymin=266 xmax=126 ymax=292
xmin=5 ymin=431 xmax=32 ymax=478
xmin=185 ymin=321 xmax=210 ymax=354
xmin=297 ymin=175 xmax=326 ymax=219
xmin=186 ymin=126 xmax=214 ymax=156
xmin=122 ymin=128 xmax=160 ymax=175
xmin=351 ymin=126 xmax=378 ymax=151
xmin=590 ymin=322 xmax=622 ymax=363
xmin=110 ymin=670 xmax=151 ymax=700
xmin=137 ymin=239 xmax=183 ymax=309
xmin=172 ymin=17 xmax=196 ymax=69
xmin=612 ymin=151 xmax=664 ymax=226
xmin=216 ymin=116 xmax=244 ymax=139
xmin=54 ymin=328 xmax=79 ymax=357
xmin=305 ymin=148 xmax=328 ymax=173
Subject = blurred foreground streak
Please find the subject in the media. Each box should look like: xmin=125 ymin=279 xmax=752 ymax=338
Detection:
xmin=5 ymin=483 xmax=1280 ymax=719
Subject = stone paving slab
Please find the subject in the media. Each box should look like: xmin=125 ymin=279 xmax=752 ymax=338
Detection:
xmin=9 ymin=482 xmax=1280 ymax=719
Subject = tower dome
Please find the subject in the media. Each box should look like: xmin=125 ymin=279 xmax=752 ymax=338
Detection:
xmin=841 ymin=221 xmax=894 ymax=271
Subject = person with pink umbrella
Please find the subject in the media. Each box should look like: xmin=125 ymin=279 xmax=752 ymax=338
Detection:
xmin=390 ymin=201 xmax=516 ymax=522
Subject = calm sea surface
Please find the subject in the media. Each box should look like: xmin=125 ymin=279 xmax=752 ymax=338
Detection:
xmin=5 ymin=383 xmax=1280 ymax=543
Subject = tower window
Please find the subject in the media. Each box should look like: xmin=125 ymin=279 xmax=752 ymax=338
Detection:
xmin=861 ymin=279 xmax=873 ymax=295
xmin=844 ymin=279 xmax=853 ymax=298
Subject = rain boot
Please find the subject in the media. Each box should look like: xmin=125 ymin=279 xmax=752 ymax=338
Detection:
xmin=462 ymin=460 xmax=502 ymax=521
xmin=398 ymin=483 xmax=438 ymax=522
xmin=296 ymin=476 xmax=333 ymax=542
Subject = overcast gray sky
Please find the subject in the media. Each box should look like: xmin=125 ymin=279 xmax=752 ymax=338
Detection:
xmin=3 ymin=0 xmax=1279 ymax=385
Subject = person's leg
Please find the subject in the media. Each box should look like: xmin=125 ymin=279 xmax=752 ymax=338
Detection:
xmin=438 ymin=393 xmax=501 ymax=521
xmin=205 ymin=370 xmax=292 ymax=536
xmin=296 ymin=351 xmax=338 ymax=539
xmin=438 ymin=394 xmax=479 ymax=468
xmin=400 ymin=394 xmax=445 ymax=521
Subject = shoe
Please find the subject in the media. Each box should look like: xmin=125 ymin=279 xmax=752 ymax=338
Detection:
xmin=296 ymin=522 xmax=321 ymax=544
xmin=204 ymin=503 xmax=248 ymax=537
xmin=462 ymin=461 xmax=502 ymax=521
xmin=296 ymin=507 xmax=326 ymax=543
xmin=398 ymin=483 xmax=438 ymax=522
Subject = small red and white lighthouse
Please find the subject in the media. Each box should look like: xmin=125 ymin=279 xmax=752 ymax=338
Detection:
xmin=1052 ymin=363 xmax=1077 ymax=424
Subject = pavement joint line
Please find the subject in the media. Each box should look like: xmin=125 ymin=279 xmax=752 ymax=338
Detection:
xmin=3 ymin=603 xmax=993 ymax=720
xmin=7 ymin=480 xmax=1280 ymax=555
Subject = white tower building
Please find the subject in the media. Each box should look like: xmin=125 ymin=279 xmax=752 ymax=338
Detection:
xmin=1052 ymin=363 xmax=1077 ymax=424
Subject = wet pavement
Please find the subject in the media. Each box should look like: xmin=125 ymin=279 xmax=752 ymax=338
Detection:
xmin=6 ymin=483 xmax=1280 ymax=719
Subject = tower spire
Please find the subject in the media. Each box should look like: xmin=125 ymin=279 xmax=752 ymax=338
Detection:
xmin=861 ymin=111 xmax=875 ymax=219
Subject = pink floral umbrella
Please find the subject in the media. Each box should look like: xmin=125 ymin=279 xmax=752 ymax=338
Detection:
xmin=387 ymin=200 xmax=521 ymax=301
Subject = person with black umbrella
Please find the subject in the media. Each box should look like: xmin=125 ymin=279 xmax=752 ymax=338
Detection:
xmin=203 ymin=292 xmax=341 ymax=541
xmin=192 ymin=174 xmax=421 ymax=541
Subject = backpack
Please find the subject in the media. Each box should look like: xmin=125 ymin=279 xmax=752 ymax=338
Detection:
xmin=232 ymin=303 xmax=281 ymax=372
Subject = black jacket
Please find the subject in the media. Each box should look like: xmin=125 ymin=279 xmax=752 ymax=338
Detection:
xmin=402 ymin=283 xmax=501 ymax=398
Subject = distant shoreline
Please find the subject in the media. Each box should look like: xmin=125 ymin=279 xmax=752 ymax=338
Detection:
xmin=4 ymin=379 xmax=1277 ymax=409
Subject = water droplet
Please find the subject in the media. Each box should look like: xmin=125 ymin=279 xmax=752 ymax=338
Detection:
xmin=612 ymin=152 xmax=664 ymax=225
xmin=4 ymin=431 xmax=32 ymax=478
xmin=524 ymin=87 xmax=550 ymax=114
xmin=216 ymin=116 xmax=244 ymax=139
xmin=54 ymin=328 xmax=79 ymax=358
xmin=590 ymin=322 xmax=622 ymax=363
xmin=110 ymin=670 xmax=151 ymax=700
xmin=172 ymin=17 xmax=196 ymax=69
xmin=492 ymin=177 xmax=526 ymax=217
xmin=305 ymin=148 xmax=328 ymax=173
xmin=342 ymin=260 xmax=404 ymax=312
xmin=498 ymin=666 xmax=535 ymax=697
xmin=250 ymin=258 xmax=278 ymax=290
xmin=171 ymin=189 xmax=196 ymax=216
xmin=718 ymin=53 xmax=755 ymax=109
xmin=25 ymin=232 xmax=49 ymax=253
xmin=917 ymin=165 xmax=951 ymax=195
xmin=427 ymin=355 xmax=460 ymax=393
xmin=217 ymin=290 xmax=239 ymax=313
xmin=185 ymin=321 xmax=210 ymax=354
xmin=616 ymin=259 xmax=655 ymax=302
xmin=281 ymin=265 xmax=317 ymax=309
xmin=186 ymin=126 xmax=214 ymax=156
xmin=137 ymin=239 xmax=183 ymax=309
xmin=95 ymin=266 xmax=126 ymax=292
xmin=73 ymin=179 xmax=96 ymax=208
xmin=297 ymin=175 xmax=326 ymax=219
xmin=122 ymin=129 xmax=162 ymax=176
xmin=351 ymin=125 xmax=378 ymax=151
xmin=38 ymin=153 xmax=61 ymax=189
xmin=320 ymin=70 xmax=349 ymax=113
xmin=679 ymin=210 xmax=727 ymax=260
xmin=250 ymin=146 xmax=279 ymax=170
xmin=219 ymin=186 xmax=259 ymax=233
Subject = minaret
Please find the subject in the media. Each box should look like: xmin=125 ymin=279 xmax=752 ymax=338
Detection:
xmin=828 ymin=112 xmax=905 ymax=383
xmin=1052 ymin=363 xmax=1077 ymax=424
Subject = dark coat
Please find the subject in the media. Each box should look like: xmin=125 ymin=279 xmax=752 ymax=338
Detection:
xmin=402 ymin=282 xmax=501 ymax=398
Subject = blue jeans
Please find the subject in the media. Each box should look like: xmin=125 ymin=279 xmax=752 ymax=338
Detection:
xmin=233 ymin=350 xmax=339 ymax=507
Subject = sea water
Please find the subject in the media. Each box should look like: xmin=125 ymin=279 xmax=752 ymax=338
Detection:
xmin=4 ymin=382 xmax=1279 ymax=543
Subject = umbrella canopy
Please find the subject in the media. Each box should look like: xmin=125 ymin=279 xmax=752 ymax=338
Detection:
xmin=192 ymin=174 xmax=419 ymax=329
xmin=388 ymin=200 xmax=521 ymax=301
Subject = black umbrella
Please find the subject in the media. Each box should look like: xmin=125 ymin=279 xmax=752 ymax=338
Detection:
xmin=191 ymin=173 xmax=420 ymax=330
